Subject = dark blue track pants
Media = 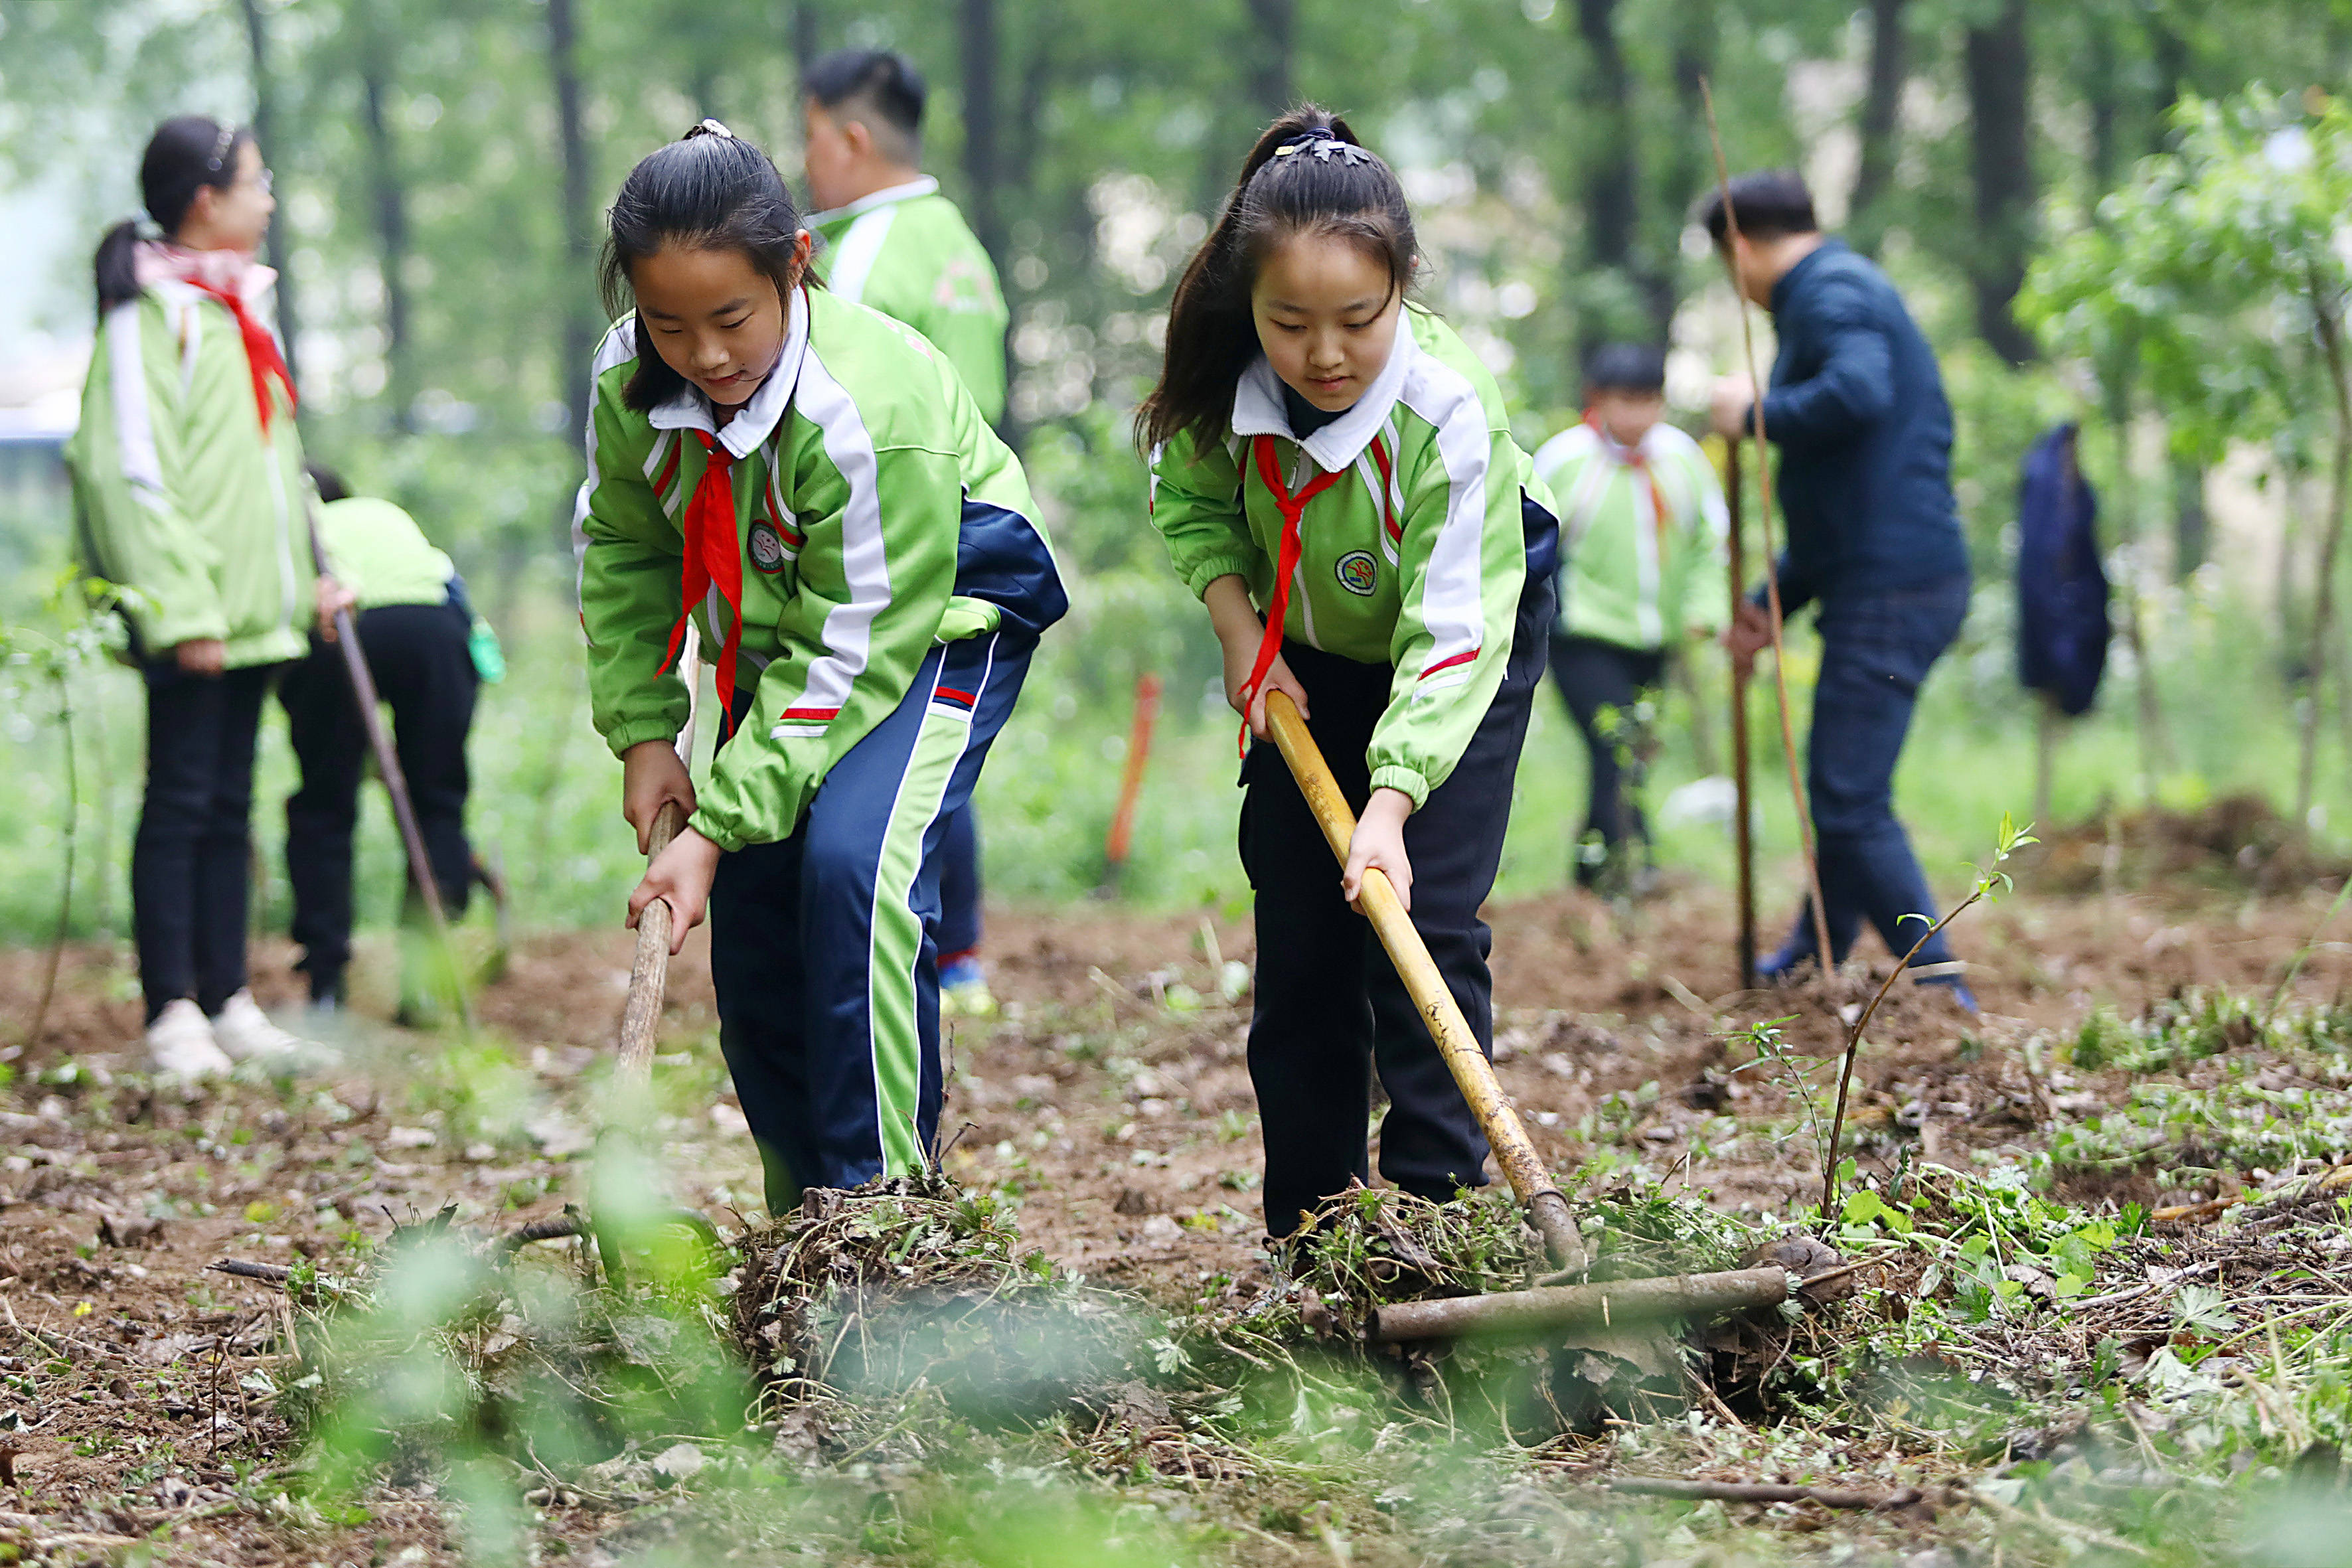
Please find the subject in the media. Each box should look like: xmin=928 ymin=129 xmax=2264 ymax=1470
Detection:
xmin=708 ymin=632 xmax=1028 ymax=1214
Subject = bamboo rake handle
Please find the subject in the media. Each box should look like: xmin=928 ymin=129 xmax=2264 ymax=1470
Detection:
xmin=1262 ymin=692 xmax=1587 ymax=1273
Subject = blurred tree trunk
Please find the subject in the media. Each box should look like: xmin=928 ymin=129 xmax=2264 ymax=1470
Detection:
xmin=2140 ymin=15 xmax=2211 ymax=584
xmin=2297 ymin=285 xmax=2352 ymax=827
xmin=548 ymin=0 xmax=595 ymax=544
xmin=791 ymin=1 xmax=821 ymax=72
xmin=2084 ymin=16 xmax=2122 ymax=195
xmin=2171 ymin=457 xmax=2209 ymax=578
xmin=1847 ymin=0 xmax=1907 ymax=258
xmin=236 ymin=0 xmax=297 ymax=379
xmin=1962 ymin=0 xmax=2037 ymax=364
xmin=961 ymin=0 xmax=1006 ymax=268
xmin=358 ymin=29 xmax=413 ymax=435
xmin=1246 ymin=0 xmax=1294 ymax=120
xmin=1664 ymin=0 xmax=1715 ymax=215
xmin=1574 ymin=0 xmax=1667 ymax=345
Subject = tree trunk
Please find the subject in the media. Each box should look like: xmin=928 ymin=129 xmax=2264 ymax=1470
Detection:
xmin=358 ymin=32 xmax=413 ymax=435
xmin=2298 ymin=292 xmax=2352 ymax=829
xmin=1573 ymin=0 xmax=1664 ymax=345
xmin=2084 ymin=13 xmax=2122 ymax=196
xmin=960 ymin=0 xmax=1006 ymax=268
xmin=1665 ymin=0 xmax=1716 ymax=216
xmin=235 ymin=0 xmax=297 ymax=379
xmin=2171 ymin=456 xmax=2209 ymax=580
xmin=791 ymin=1 xmax=821 ymax=74
xmin=1245 ymin=0 xmax=1294 ymax=121
xmin=1847 ymin=0 xmax=1908 ymax=258
xmin=1961 ymin=0 xmax=2037 ymax=365
xmin=2147 ymin=13 xmax=2191 ymax=153
xmin=548 ymin=0 xmax=597 ymax=543
xmin=2104 ymin=372 xmax=2170 ymax=794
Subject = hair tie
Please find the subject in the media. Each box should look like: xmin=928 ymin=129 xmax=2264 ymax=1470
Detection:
xmin=685 ymin=118 xmax=736 ymax=141
xmin=204 ymin=123 xmax=236 ymax=173
xmin=1271 ymin=128 xmax=1373 ymax=166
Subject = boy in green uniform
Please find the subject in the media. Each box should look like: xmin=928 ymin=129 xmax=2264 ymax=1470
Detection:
xmin=802 ymin=50 xmax=1010 ymax=1010
xmin=1530 ymin=345 xmax=1728 ymax=892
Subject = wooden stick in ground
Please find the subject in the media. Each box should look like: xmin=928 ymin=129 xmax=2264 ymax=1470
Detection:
xmin=1604 ymin=1476 xmax=1924 ymax=1512
xmin=1699 ymin=78 xmax=1835 ymax=976
xmin=1723 ymin=437 xmax=1757 ymax=988
xmin=1097 ymin=672 xmax=1164 ymax=896
xmin=333 ymin=605 xmax=473 ymax=1036
xmin=1263 ymin=691 xmax=1587 ymax=1275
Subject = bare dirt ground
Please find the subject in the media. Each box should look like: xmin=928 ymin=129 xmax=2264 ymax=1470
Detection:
xmin=0 ymin=864 xmax=2337 ymax=1561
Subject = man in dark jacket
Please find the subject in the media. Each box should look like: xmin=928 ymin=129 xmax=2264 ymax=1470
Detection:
xmin=1701 ymin=170 xmax=1976 ymax=1010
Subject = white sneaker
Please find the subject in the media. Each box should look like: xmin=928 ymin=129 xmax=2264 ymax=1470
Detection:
xmin=209 ymin=989 xmax=319 ymax=1063
xmin=146 ymin=999 xmax=233 ymax=1077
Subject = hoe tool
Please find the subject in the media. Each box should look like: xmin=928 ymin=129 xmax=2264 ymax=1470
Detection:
xmin=1262 ymin=692 xmax=1835 ymax=1344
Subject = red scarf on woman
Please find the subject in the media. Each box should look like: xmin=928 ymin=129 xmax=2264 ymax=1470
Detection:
xmin=133 ymin=241 xmax=297 ymax=431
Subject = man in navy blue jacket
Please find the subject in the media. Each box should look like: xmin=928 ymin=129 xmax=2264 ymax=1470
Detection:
xmin=1701 ymin=170 xmax=1976 ymax=1010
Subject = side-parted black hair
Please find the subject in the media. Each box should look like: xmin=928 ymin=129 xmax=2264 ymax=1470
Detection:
xmin=1137 ymin=106 xmax=1417 ymax=456
xmin=1583 ymin=343 xmax=1667 ymax=396
xmin=307 ymin=464 xmax=351 ymax=504
xmin=597 ymin=123 xmax=811 ymax=412
xmin=802 ymin=48 xmax=925 ymax=159
xmin=1697 ymin=169 xmax=1818 ymax=248
xmin=94 ymin=116 xmax=254 ymax=313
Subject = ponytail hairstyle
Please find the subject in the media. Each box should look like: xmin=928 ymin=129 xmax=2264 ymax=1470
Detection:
xmin=1137 ymin=106 xmax=1419 ymax=456
xmin=94 ymin=116 xmax=253 ymax=313
xmin=597 ymin=120 xmax=812 ymax=412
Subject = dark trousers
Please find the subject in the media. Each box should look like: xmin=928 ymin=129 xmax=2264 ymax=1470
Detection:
xmin=281 ymin=603 xmax=477 ymax=998
xmin=135 ymin=662 xmax=279 ymax=1023
xmin=936 ymin=801 xmax=982 ymax=958
xmin=1546 ymin=631 xmax=1667 ymax=881
xmin=1242 ymin=546 xmax=1555 ymax=1241
xmin=709 ymin=632 xmax=1030 ymax=1215
xmin=1773 ymin=575 xmax=1970 ymax=971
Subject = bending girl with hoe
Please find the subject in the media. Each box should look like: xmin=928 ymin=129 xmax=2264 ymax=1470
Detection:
xmin=575 ymin=123 xmax=1065 ymax=1214
xmin=1141 ymin=108 xmax=1559 ymax=1242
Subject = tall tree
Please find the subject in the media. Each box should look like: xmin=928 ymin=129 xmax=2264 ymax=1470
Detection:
xmin=791 ymin=3 xmax=822 ymax=78
xmin=356 ymin=13 xmax=413 ymax=434
xmin=547 ymin=0 xmax=596 ymax=530
xmin=236 ymin=0 xmax=298 ymax=377
xmin=1245 ymin=0 xmax=1294 ymax=121
xmin=961 ymin=0 xmax=1006 ymax=268
xmin=1962 ymin=0 xmax=2038 ymax=364
xmin=1847 ymin=0 xmax=1908 ymax=258
xmin=1572 ymin=0 xmax=1668 ymax=344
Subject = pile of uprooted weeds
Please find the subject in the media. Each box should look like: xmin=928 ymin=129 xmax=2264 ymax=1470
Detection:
xmin=728 ymin=1170 xmax=1154 ymax=1427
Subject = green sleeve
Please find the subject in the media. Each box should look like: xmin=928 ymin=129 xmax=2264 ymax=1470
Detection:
xmin=690 ymin=442 xmax=963 ymax=850
xmin=72 ymin=300 xmax=228 ymax=651
xmin=577 ymin=397 xmax=692 ymax=759
xmin=1368 ymin=428 xmax=1529 ymax=809
xmin=1672 ymin=442 xmax=1734 ymax=636
xmin=1148 ymin=431 xmax=1262 ymax=599
xmin=916 ymin=304 xmax=1009 ymax=428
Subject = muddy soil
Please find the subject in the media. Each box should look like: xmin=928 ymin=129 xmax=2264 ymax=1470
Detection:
xmin=0 ymin=876 xmax=2335 ymax=1560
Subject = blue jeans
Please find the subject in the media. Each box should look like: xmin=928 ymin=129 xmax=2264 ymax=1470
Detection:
xmin=1773 ymin=575 xmax=1970 ymax=973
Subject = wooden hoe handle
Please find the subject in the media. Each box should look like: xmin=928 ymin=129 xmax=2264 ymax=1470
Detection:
xmin=617 ymin=801 xmax=685 ymax=1088
xmin=1262 ymin=692 xmax=1587 ymax=1273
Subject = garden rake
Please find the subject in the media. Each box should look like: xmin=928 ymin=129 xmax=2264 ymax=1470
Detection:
xmin=1262 ymin=691 xmax=1837 ymax=1343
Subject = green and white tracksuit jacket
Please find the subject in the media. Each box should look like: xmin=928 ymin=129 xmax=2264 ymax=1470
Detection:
xmin=1531 ymin=418 xmax=1730 ymax=652
xmin=574 ymin=285 xmax=1064 ymax=854
xmin=810 ymin=177 xmax=1009 ymax=426
xmin=1148 ymin=308 xmax=1550 ymax=809
xmin=66 ymin=282 xmax=317 ymax=666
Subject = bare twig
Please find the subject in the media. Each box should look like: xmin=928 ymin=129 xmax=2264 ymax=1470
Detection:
xmin=23 ymin=669 xmax=75 ymax=1054
xmin=1605 ymin=1475 xmax=1924 ymax=1511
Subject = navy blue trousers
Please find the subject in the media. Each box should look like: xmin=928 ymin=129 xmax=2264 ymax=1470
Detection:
xmin=935 ymin=801 xmax=982 ymax=958
xmin=708 ymin=632 xmax=1029 ymax=1214
xmin=1773 ymin=574 xmax=1970 ymax=972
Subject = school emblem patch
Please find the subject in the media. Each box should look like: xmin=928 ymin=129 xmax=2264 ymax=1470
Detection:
xmin=747 ymin=520 xmax=788 ymax=575
xmin=1335 ymin=550 xmax=1378 ymax=597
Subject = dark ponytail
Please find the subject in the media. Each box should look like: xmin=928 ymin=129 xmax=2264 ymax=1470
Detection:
xmin=598 ymin=121 xmax=811 ymax=412
xmin=94 ymin=116 xmax=252 ymax=313
xmin=1137 ymin=106 xmax=1419 ymax=456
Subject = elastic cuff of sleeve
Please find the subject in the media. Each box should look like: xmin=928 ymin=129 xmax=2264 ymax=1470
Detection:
xmin=688 ymin=810 xmax=745 ymax=854
xmin=1368 ymin=765 xmax=1431 ymax=812
xmin=1184 ymin=558 xmax=1261 ymax=601
xmin=603 ymin=719 xmax=682 ymax=759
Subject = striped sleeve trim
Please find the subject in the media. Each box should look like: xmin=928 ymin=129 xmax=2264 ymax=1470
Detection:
xmin=571 ymin=319 xmax=644 ymax=609
xmin=104 ymin=302 xmax=169 ymax=509
xmin=827 ymin=206 xmax=900 ymax=305
xmin=765 ymin=345 xmax=892 ymax=741
xmin=1397 ymin=356 xmax=1494 ymax=683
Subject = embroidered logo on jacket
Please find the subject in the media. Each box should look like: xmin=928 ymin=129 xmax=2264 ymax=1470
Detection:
xmin=1335 ymin=550 xmax=1378 ymax=597
xmin=747 ymin=520 xmax=789 ymax=575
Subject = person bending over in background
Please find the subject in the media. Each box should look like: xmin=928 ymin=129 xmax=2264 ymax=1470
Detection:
xmin=803 ymin=47 xmax=1010 ymax=1018
xmin=281 ymin=465 xmax=500 ymax=1021
xmin=1532 ymin=343 xmax=1727 ymax=896
xmin=1702 ymin=170 xmax=1976 ymax=1011
xmin=67 ymin=115 xmax=341 ymax=1075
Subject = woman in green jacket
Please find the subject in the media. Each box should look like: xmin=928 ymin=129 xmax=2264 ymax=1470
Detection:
xmin=67 ymin=117 xmax=327 ymax=1075
xmin=1140 ymin=108 xmax=1559 ymax=1242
